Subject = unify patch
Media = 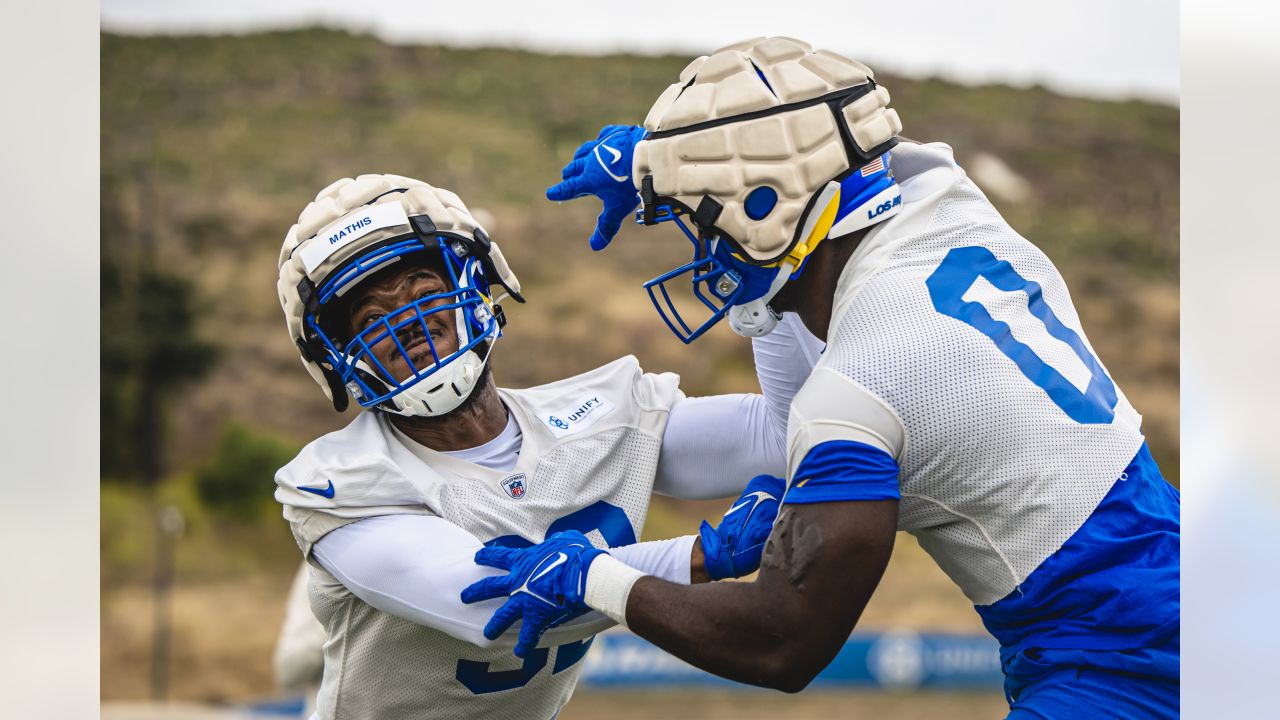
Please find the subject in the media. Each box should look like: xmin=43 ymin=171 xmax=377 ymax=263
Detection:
xmin=544 ymin=394 xmax=615 ymax=439
xmin=300 ymin=201 xmax=411 ymax=274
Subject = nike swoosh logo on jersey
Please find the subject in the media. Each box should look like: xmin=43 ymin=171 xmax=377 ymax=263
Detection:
xmin=297 ymin=479 xmax=335 ymax=499
xmin=594 ymin=144 xmax=628 ymax=182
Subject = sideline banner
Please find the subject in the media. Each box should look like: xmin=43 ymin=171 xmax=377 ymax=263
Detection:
xmin=578 ymin=630 xmax=1003 ymax=690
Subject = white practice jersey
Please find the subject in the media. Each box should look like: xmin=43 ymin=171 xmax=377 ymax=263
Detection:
xmin=275 ymin=356 xmax=681 ymax=720
xmin=785 ymin=142 xmax=1145 ymax=606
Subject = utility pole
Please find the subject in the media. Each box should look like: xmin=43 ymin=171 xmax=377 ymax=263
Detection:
xmin=150 ymin=504 xmax=185 ymax=700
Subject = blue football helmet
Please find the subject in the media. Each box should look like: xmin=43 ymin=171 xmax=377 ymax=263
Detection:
xmin=629 ymin=38 xmax=906 ymax=342
xmin=640 ymin=151 xmax=901 ymax=343
xmin=279 ymin=176 xmax=524 ymax=416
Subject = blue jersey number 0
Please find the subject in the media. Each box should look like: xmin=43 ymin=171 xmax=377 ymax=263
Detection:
xmin=925 ymin=246 xmax=1118 ymax=424
xmin=454 ymin=500 xmax=636 ymax=694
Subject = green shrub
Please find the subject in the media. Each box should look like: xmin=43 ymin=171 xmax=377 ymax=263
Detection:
xmin=196 ymin=423 xmax=298 ymax=520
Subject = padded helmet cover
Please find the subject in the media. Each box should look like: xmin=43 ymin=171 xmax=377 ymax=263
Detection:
xmin=277 ymin=174 xmax=521 ymax=412
xmin=634 ymin=37 xmax=903 ymax=264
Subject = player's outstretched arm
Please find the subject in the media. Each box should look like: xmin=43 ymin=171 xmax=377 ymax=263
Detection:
xmin=624 ymin=499 xmax=896 ymax=692
xmin=467 ymin=496 xmax=896 ymax=686
xmin=462 ymin=477 xmax=785 ymax=656
xmin=313 ymin=512 xmax=723 ymax=650
xmin=654 ymin=314 xmax=822 ymax=500
xmin=312 ymin=515 xmax=615 ymax=650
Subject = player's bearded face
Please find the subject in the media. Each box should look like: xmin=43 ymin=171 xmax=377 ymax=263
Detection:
xmin=345 ymin=261 xmax=461 ymax=384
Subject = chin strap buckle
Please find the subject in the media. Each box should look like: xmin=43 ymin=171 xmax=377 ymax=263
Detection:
xmin=692 ymin=196 xmax=723 ymax=232
xmin=640 ymin=175 xmax=659 ymax=225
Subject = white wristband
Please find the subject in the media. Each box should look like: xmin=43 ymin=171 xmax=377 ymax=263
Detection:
xmin=584 ymin=554 xmax=647 ymax=627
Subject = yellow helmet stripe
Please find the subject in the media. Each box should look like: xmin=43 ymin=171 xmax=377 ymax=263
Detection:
xmin=780 ymin=189 xmax=842 ymax=268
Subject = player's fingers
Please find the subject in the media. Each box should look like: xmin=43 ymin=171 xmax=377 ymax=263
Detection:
xmin=546 ymin=175 xmax=592 ymax=202
xmin=748 ymin=473 xmax=786 ymax=498
xmin=589 ymin=201 xmax=634 ymax=251
xmin=560 ymin=155 xmax=588 ymax=181
xmin=473 ymin=545 xmax=520 ymax=570
xmin=482 ymin=599 xmax=522 ymax=641
xmin=598 ymin=124 xmax=629 ymax=140
xmin=514 ymin=617 xmax=545 ymax=659
xmin=571 ymin=136 xmax=598 ymax=161
xmin=460 ymin=575 xmax=511 ymax=604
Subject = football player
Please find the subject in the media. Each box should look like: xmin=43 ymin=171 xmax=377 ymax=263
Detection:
xmin=273 ymin=173 xmax=820 ymax=719
xmin=273 ymin=562 xmax=324 ymax=717
xmin=465 ymin=38 xmax=1180 ymax=719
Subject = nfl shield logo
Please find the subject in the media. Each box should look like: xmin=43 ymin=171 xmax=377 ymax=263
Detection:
xmin=500 ymin=473 xmax=527 ymax=500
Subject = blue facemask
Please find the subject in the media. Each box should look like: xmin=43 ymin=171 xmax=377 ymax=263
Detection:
xmin=306 ymin=236 xmax=502 ymax=409
xmin=640 ymin=150 xmax=901 ymax=343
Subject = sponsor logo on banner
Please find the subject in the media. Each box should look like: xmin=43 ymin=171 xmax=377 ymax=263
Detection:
xmin=545 ymin=394 xmax=615 ymax=439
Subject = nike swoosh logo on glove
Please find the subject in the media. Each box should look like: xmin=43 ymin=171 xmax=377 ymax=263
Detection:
xmin=531 ymin=552 xmax=569 ymax=583
xmin=727 ymin=491 xmax=776 ymax=516
xmin=594 ymin=144 xmax=628 ymax=182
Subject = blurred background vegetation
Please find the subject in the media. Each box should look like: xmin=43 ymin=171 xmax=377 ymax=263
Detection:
xmin=100 ymin=28 xmax=1178 ymax=705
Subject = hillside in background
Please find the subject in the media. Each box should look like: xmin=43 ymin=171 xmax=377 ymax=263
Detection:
xmin=102 ymin=28 xmax=1178 ymax=477
xmin=101 ymin=28 xmax=1178 ymax=704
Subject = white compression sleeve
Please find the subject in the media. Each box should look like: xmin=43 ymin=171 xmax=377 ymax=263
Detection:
xmin=752 ymin=311 xmax=825 ymax=430
xmin=654 ymin=393 xmax=785 ymax=499
xmin=653 ymin=313 xmax=823 ymax=500
xmin=610 ymin=535 xmax=696 ymax=585
xmin=312 ymin=515 xmax=613 ymax=650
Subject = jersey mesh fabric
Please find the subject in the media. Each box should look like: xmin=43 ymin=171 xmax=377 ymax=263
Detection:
xmin=819 ymin=177 xmax=1144 ymax=605
xmin=310 ymin=582 xmax=587 ymax=720
xmin=288 ymin=357 xmax=679 ymax=719
xmin=305 ymin=429 xmax=663 ymax=720
xmin=425 ymin=427 xmax=660 ymax=551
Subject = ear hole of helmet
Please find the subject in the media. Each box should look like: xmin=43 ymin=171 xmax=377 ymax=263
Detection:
xmin=744 ymin=186 xmax=779 ymax=220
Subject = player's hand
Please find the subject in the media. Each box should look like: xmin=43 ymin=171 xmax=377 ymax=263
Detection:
xmin=546 ymin=124 xmax=648 ymax=251
xmin=698 ymin=474 xmax=785 ymax=580
xmin=460 ymin=530 xmax=607 ymax=658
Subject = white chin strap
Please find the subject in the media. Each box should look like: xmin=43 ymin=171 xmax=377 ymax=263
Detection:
xmin=368 ymin=288 xmax=498 ymax=417
xmin=384 ymin=348 xmax=488 ymax=417
xmin=727 ymin=260 xmax=795 ymax=338
xmin=350 ymin=338 xmax=493 ymax=418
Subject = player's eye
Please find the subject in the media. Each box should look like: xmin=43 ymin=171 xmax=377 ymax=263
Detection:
xmin=361 ymin=312 xmax=385 ymax=328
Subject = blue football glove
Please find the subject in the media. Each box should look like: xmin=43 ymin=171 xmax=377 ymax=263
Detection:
xmin=699 ymin=474 xmax=786 ymax=580
xmin=546 ymin=124 xmax=648 ymax=251
xmin=460 ymin=530 xmax=606 ymax=658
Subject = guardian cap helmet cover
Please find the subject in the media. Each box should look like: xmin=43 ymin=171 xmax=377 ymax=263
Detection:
xmin=634 ymin=37 xmax=903 ymax=340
